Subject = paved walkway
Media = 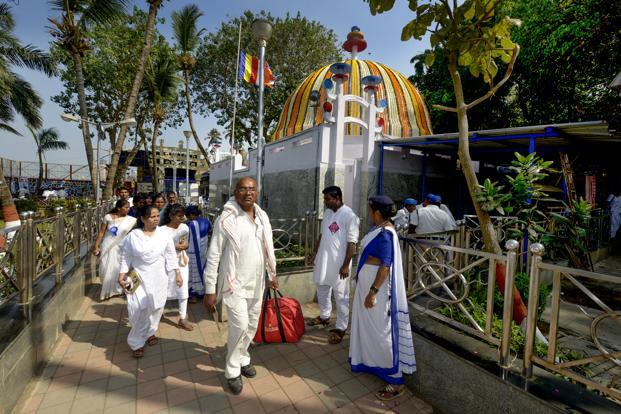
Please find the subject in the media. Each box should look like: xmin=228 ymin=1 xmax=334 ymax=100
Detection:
xmin=14 ymin=288 xmax=433 ymax=414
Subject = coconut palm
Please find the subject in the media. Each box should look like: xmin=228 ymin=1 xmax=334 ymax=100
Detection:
xmin=143 ymin=50 xmax=180 ymax=192
xmin=172 ymin=4 xmax=210 ymax=165
xmin=28 ymin=128 xmax=69 ymax=196
xmin=0 ymin=3 xmax=54 ymax=229
xmin=48 ymin=0 xmax=129 ymax=193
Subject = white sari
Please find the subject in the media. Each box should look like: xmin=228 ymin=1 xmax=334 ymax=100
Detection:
xmin=349 ymin=226 xmax=416 ymax=384
xmin=99 ymin=214 xmax=136 ymax=300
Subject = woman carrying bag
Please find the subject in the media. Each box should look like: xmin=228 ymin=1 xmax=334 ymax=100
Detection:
xmin=118 ymin=205 xmax=181 ymax=358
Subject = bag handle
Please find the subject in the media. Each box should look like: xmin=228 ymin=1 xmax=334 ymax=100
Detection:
xmin=260 ymin=287 xmax=287 ymax=343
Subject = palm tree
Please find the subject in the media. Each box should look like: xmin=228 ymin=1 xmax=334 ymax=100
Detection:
xmin=0 ymin=3 xmax=54 ymax=230
xmin=28 ymin=128 xmax=69 ymax=195
xmin=143 ymin=50 xmax=180 ymax=192
xmin=103 ymin=0 xmax=163 ymax=199
xmin=172 ymin=4 xmax=210 ymax=166
xmin=49 ymin=0 xmax=129 ymax=193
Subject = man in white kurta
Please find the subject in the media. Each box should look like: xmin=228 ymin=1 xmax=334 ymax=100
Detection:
xmin=411 ymin=194 xmax=455 ymax=234
xmin=203 ymin=177 xmax=278 ymax=395
xmin=310 ymin=186 xmax=360 ymax=344
xmin=393 ymin=198 xmax=417 ymax=233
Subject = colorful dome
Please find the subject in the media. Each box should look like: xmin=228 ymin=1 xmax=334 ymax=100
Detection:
xmin=272 ymin=59 xmax=433 ymax=140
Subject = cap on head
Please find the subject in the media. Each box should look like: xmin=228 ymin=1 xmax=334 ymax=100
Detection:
xmin=369 ymin=195 xmax=394 ymax=206
xmin=426 ymin=193 xmax=441 ymax=203
xmin=403 ymin=198 xmax=417 ymax=206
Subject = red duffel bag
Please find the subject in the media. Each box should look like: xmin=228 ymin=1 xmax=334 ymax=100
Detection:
xmin=253 ymin=288 xmax=305 ymax=344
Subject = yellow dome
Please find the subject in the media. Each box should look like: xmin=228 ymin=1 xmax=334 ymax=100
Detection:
xmin=272 ymin=59 xmax=433 ymax=140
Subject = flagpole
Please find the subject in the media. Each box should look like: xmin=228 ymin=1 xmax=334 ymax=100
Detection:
xmin=228 ymin=21 xmax=242 ymax=198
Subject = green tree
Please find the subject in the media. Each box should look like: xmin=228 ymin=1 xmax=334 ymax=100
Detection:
xmin=0 ymin=3 xmax=54 ymax=229
xmin=366 ymin=0 xmax=521 ymax=254
xmin=28 ymin=127 xmax=69 ymax=195
xmin=143 ymin=49 xmax=180 ymax=192
xmin=49 ymin=0 xmax=129 ymax=192
xmin=172 ymin=4 xmax=210 ymax=165
xmin=191 ymin=11 xmax=341 ymax=146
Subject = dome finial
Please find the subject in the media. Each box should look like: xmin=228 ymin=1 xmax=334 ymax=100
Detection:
xmin=343 ymin=26 xmax=367 ymax=60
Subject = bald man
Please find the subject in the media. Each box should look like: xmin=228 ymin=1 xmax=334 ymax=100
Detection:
xmin=203 ymin=177 xmax=278 ymax=395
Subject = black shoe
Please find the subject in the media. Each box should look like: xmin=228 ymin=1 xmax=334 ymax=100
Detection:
xmin=227 ymin=375 xmax=243 ymax=395
xmin=241 ymin=364 xmax=256 ymax=378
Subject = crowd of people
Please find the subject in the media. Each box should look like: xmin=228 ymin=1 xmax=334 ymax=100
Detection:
xmin=93 ymin=180 xmax=459 ymax=401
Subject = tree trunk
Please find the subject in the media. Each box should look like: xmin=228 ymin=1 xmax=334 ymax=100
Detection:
xmin=150 ymin=122 xmax=161 ymax=193
xmin=184 ymin=69 xmax=210 ymax=166
xmin=71 ymin=53 xmax=97 ymax=194
xmin=116 ymin=134 xmax=145 ymax=185
xmin=448 ymin=55 xmax=528 ymax=324
xmin=36 ymin=150 xmax=44 ymax=196
xmin=0 ymin=172 xmax=19 ymax=231
xmin=448 ymin=55 xmax=501 ymax=255
xmin=102 ymin=0 xmax=161 ymax=199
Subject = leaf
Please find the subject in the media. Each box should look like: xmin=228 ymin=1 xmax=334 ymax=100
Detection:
xmin=464 ymin=2 xmax=476 ymax=21
xmin=425 ymin=52 xmax=436 ymax=67
xmin=501 ymin=37 xmax=514 ymax=50
xmin=469 ymin=63 xmax=480 ymax=77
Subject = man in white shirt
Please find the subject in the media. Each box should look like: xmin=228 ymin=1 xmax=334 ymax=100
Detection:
xmin=436 ymin=194 xmax=457 ymax=228
xmin=309 ymin=186 xmax=360 ymax=345
xmin=203 ymin=177 xmax=278 ymax=395
xmin=411 ymin=194 xmax=455 ymax=234
xmin=393 ymin=198 xmax=417 ymax=232
xmin=608 ymin=190 xmax=621 ymax=239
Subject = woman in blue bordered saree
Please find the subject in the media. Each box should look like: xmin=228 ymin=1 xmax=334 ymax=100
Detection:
xmin=349 ymin=195 xmax=416 ymax=401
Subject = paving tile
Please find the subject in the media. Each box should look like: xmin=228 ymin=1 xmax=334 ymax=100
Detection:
xmin=167 ymin=386 xmax=198 ymax=407
xmin=337 ymin=377 xmax=369 ymax=401
xmin=163 ymin=359 xmax=189 ymax=376
xmin=20 ymin=393 xmax=44 ymax=413
xmin=198 ymin=393 xmax=231 ymax=413
xmin=324 ymin=365 xmax=353 ymax=385
xmin=293 ymin=395 xmax=329 ymax=414
xmin=258 ymin=388 xmax=291 ymax=413
xmin=304 ymin=372 xmax=335 ymax=394
xmin=194 ymin=375 xmax=224 ymax=398
xmin=226 ymin=379 xmax=257 ymax=406
xmin=292 ymin=360 xmax=321 ymax=378
xmin=231 ymin=397 xmax=266 ymax=414
xmin=332 ymin=402 xmax=363 ymax=414
xmin=162 ymin=349 xmax=187 ymax=363
xmin=137 ymin=378 xmax=167 ymax=399
xmin=169 ymin=399 xmax=201 ymax=414
xmin=36 ymin=400 xmax=73 ymax=414
xmin=70 ymin=392 xmax=105 ymax=413
xmin=249 ymin=374 xmax=280 ymax=396
xmin=353 ymin=392 xmax=393 ymax=414
xmin=317 ymin=387 xmax=351 ymax=411
xmin=259 ymin=356 xmax=290 ymax=373
xmin=105 ymin=385 xmax=137 ymax=409
xmin=75 ymin=377 xmax=109 ymax=400
xmin=271 ymin=368 xmax=300 ymax=388
xmin=164 ymin=370 xmax=194 ymax=390
xmin=48 ymin=371 xmax=83 ymax=393
xmin=269 ymin=406 xmax=298 ymax=414
xmin=80 ymin=365 xmax=111 ymax=385
xmin=138 ymin=364 xmax=165 ymax=382
xmin=107 ymin=372 xmax=137 ymax=391
xmin=281 ymin=379 xmax=315 ymax=403
xmin=136 ymin=393 xmax=169 ymax=414
xmin=38 ymin=386 xmax=77 ymax=409
xmin=103 ymin=400 xmax=136 ymax=414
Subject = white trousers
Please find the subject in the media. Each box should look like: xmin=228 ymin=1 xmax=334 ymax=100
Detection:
xmin=317 ymin=280 xmax=350 ymax=331
xmin=127 ymin=305 xmax=164 ymax=351
xmin=224 ymin=296 xmax=262 ymax=379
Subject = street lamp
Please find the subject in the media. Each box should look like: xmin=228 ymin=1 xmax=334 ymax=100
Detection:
xmin=252 ymin=19 xmax=272 ymax=206
xmin=183 ymin=130 xmax=192 ymax=203
xmin=60 ymin=113 xmax=136 ymax=204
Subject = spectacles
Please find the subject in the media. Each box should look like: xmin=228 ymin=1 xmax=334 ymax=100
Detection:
xmin=237 ymin=187 xmax=256 ymax=193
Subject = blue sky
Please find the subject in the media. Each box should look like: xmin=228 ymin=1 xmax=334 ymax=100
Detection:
xmin=3 ymin=0 xmax=428 ymax=165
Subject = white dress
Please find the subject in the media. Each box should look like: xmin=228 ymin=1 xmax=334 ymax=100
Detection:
xmin=99 ymin=214 xmax=136 ymax=300
xmin=162 ymin=224 xmax=190 ymax=300
xmin=120 ymin=227 xmax=179 ymax=350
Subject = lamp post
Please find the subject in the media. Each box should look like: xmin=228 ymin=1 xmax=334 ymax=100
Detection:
xmin=183 ymin=130 xmax=192 ymax=203
xmin=252 ymin=19 xmax=272 ymax=205
xmin=61 ymin=113 xmax=136 ymax=204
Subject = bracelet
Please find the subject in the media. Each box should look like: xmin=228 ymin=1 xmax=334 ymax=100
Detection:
xmin=369 ymin=285 xmax=379 ymax=294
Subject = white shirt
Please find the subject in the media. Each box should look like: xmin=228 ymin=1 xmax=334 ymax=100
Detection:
xmin=440 ymin=204 xmax=457 ymax=228
xmin=313 ymin=205 xmax=360 ymax=287
xmin=393 ymin=207 xmax=410 ymax=230
xmin=411 ymin=205 xmax=454 ymax=234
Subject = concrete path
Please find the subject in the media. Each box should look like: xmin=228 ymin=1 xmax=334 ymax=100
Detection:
xmin=13 ymin=288 xmax=433 ymax=414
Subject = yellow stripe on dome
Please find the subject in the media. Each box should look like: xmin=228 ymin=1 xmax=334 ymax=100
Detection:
xmin=272 ymin=59 xmax=432 ymax=140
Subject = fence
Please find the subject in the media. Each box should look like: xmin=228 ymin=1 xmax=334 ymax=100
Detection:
xmin=0 ymin=201 xmax=113 ymax=308
xmin=407 ymin=231 xmax=621 ymax=404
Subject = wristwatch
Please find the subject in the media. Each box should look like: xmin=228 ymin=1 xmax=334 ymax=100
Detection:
xmin=369 ymin=285 xmax=379 ymax=294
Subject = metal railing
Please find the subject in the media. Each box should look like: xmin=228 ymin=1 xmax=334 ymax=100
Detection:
xmin=524 ymin=244 xmax=621 ymax=402
xmin=405 ymin=234 xmax=520 ymax=368
xmin=0 ymin=201 xmax=112 ymax=308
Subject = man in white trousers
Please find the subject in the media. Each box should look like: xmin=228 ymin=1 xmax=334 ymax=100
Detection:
xmin=203 ymin=177 xmax=278 ymax=395
xmin=309 ymin=186 xmax=360 ymax=345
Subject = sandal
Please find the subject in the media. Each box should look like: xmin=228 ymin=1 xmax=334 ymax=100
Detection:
xmin=328 ymin=329 xmax=345 ymax=344
xmin=178 ymin=318 xmax=195 ymax=331
xmin=376 ymin=384 xmax=405 ymax=401
xmin=132 ymin=347 xmax=145 ymax=358
xmin=307 ymin=316 xmax=330 ymax=328
xmin=146 ymin=335 xmax=159 ymax=346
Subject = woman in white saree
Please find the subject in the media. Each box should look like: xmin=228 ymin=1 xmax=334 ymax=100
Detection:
xmin=119 ymin=206 xmax=181 ymax=358
xmin=92 ymin=199 xmax=136 ymax=300
xmin=349 ymin=195 xmax=416 ymax=400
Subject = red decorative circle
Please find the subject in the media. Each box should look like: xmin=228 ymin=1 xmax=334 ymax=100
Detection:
xmin=323 ymin=102 xmax=333 ymax=113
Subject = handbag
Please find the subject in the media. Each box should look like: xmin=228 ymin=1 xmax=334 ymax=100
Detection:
xmin=125 ymin=269 xmax=143 ymax=294
xmin=253 ymin=288 xmax=306 ymax=344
